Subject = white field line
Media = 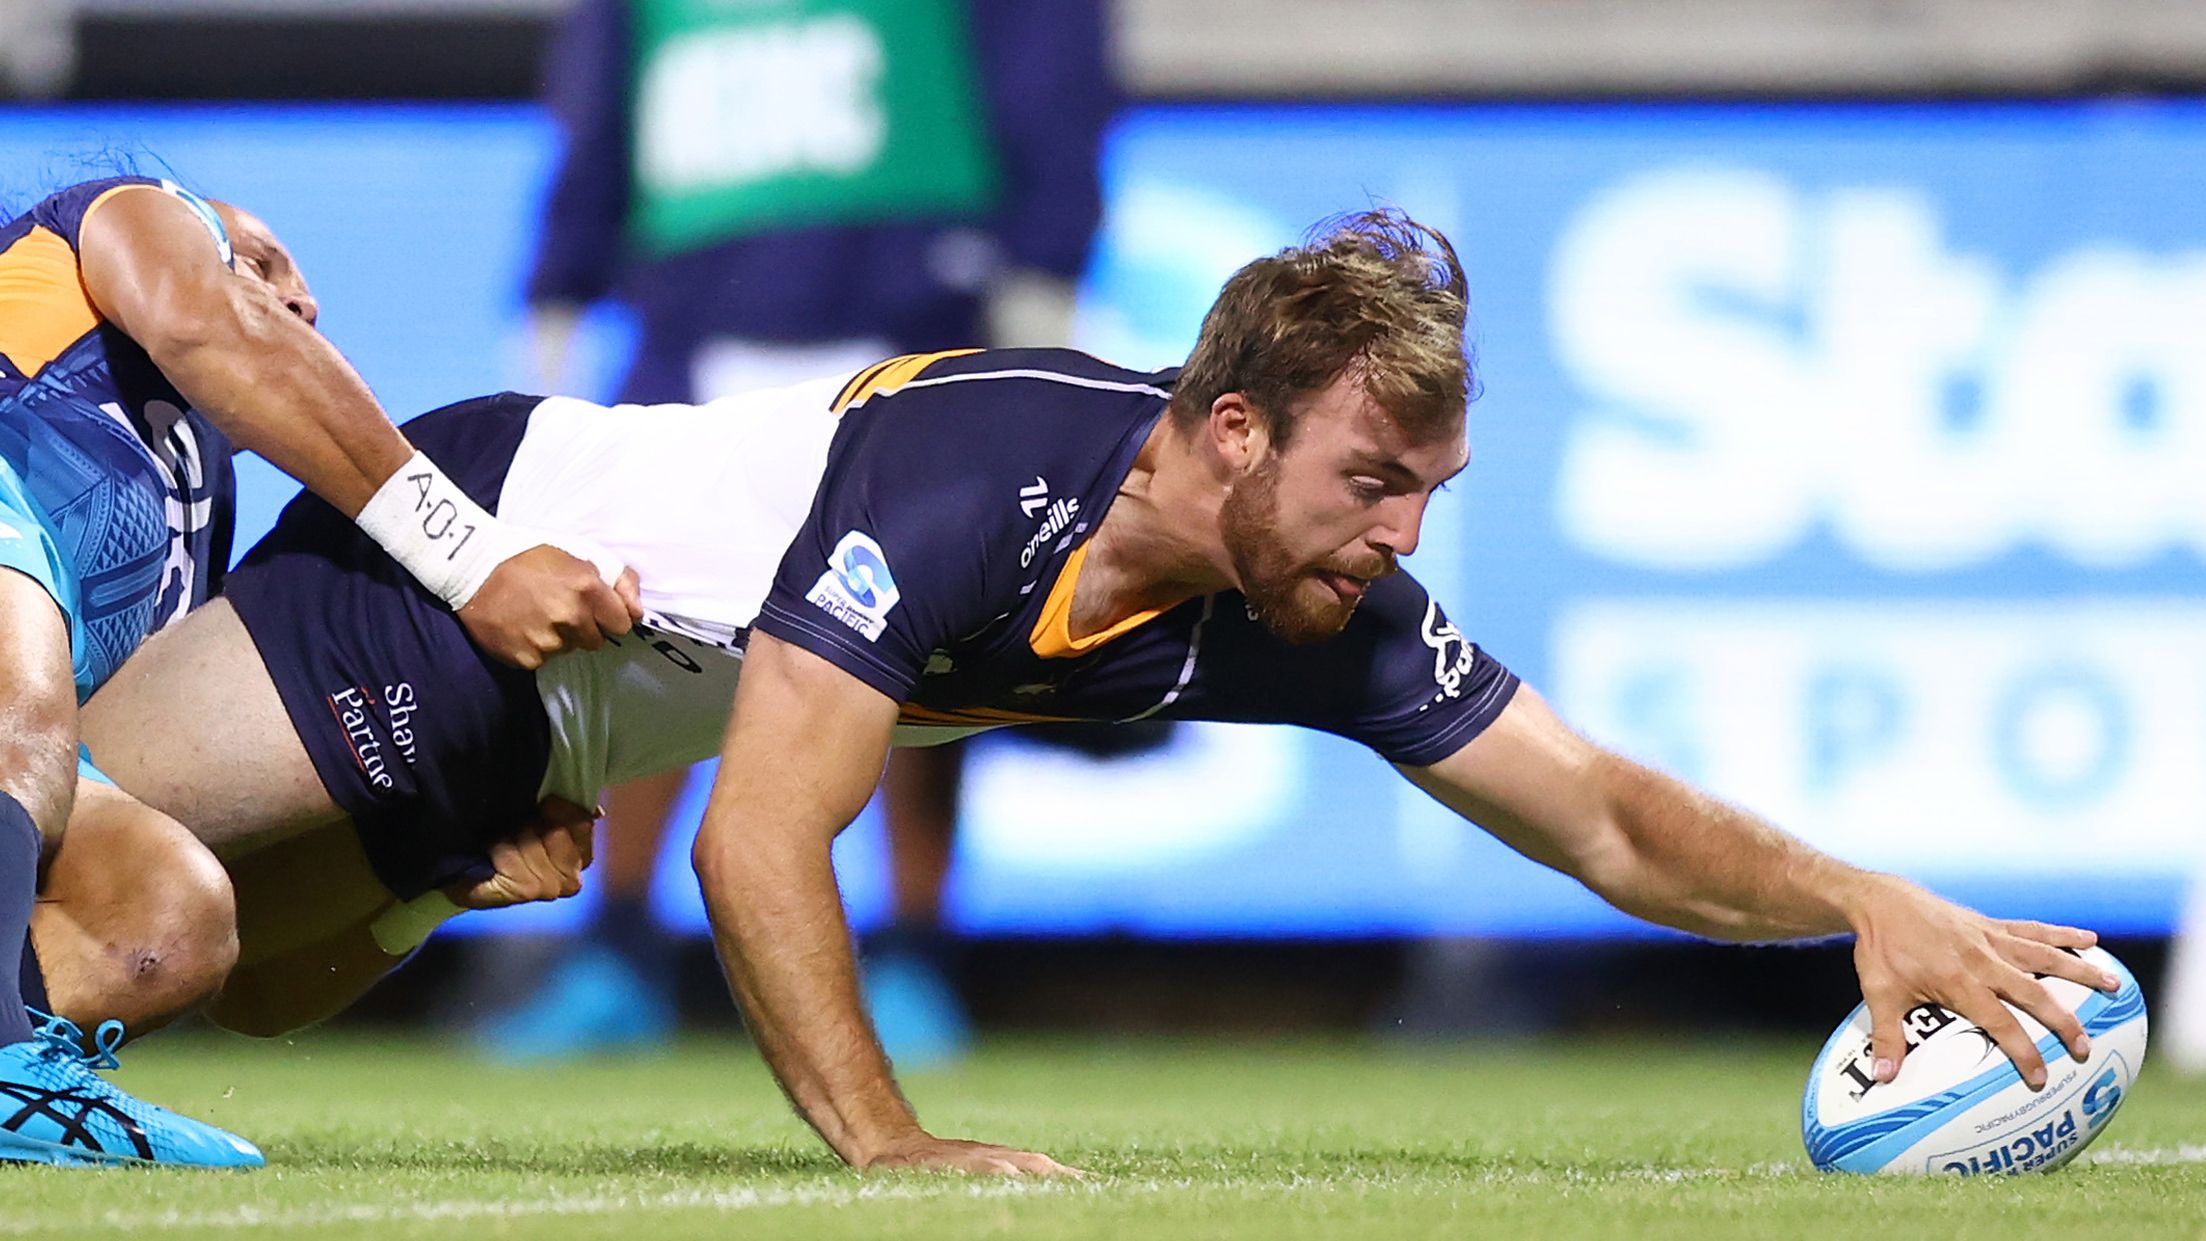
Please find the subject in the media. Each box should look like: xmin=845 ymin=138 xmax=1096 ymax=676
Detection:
xmin=2082 ymin=1144 xmax=2206 ymax=1167
xmin=12 ymin=1147 xmax=2204 ymax=1234
xmin=1 ymin=1179 xmax=1119 ymax=1235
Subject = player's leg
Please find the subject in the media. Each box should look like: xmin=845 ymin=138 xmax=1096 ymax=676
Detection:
xmin=81 ymin=597 xmax=452 ymax=1036
xmin=0 ymin=567 xmax=82 ymax=1044
xmin=80 ymin=598 xmax=344 ymax=847
xmin=883 ymin=744 xmax=961 ymax=926
xmin=83 ymin=437 xmax=569 ymax=1037
xmin=866 ymin=741 xmax=973 ymax=1067
xmin=31 ymin=778 xmax=237 ymax=1037
xmin=206 ymin=819 xmax=411 ymax=1037
xmin=0 ymin=563 xmax=260 ymax=1168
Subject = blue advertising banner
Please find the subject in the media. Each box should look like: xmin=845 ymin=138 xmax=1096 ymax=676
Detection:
xmin=5 ymin=101 xmax=2202 ymax=937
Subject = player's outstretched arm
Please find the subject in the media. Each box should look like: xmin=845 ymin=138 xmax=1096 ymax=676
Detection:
xmin=74 ymin=186 xmax=640 ymax=668
xmin=1400 ymin=683 xmax=2120 ymax=1089
xmin=692 ymin=632 xmax=1078 ymax=1176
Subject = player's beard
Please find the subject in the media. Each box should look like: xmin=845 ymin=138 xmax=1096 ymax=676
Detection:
xmin=1220 ymin=455 xmax=1373 ymax=645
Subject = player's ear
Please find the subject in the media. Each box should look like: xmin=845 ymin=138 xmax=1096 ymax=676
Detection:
xmin=1209 ymin=392 xmax=1267 ymax=472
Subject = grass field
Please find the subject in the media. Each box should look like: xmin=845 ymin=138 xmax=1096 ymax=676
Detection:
xmin=9 ymin=1030 xmax=2202 ymax=1239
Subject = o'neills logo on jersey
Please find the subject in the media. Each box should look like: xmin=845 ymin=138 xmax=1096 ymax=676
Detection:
xmin=1421 ymin=600 xmax=1477 ymax=701
xmin=325 ymin=682 xmax=423 ymax=792
xmin=1020 ymin=495 xmax=1081 ymax=568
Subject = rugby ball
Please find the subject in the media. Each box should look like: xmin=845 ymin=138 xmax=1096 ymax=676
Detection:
xmin=1801 ymin=946 xmax=2147 ymax=1175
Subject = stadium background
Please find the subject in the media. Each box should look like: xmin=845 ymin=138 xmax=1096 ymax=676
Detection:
xmin=6 ymin=0 xmax=2206 ymax=1036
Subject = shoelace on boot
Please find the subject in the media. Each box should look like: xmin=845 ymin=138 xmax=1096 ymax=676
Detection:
xmin=25 ymin=1009 xmax=126 ymax=1072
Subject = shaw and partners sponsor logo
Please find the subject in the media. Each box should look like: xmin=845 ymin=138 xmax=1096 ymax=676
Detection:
xmin=807 ymin=530 xmax=900 ymax=641
xmin=325 ymin=681 xmax=422 ymax=792
xmin=1018 ymin=477 xmax=1081 ymax=568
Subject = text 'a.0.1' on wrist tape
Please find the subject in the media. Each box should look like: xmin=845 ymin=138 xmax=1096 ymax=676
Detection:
xmin=353 ymin=452 xmax=536 ymax=610
xmin=355 ymin=452 xmax=628 ymax=609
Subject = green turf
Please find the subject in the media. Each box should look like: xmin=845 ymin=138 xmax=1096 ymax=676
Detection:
xmin=4 ymin=1030 xmax=2200 ymax=1239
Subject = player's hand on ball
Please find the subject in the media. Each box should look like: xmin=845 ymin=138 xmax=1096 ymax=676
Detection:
xmin=1846 ymin=873 xmax=2118 ymax=1091
xmin=459 ymin=542 xmax=642 ymax=669
xmin=446 ymin=796 xmax=599 ymax=909
xmin=860 ymin=1134 xmax=1084 ymax=1178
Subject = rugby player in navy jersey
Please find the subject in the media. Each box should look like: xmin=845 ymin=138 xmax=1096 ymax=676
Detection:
xmin=0 ymin=175 xmax=639 ymax=1168
xmin=80 ymin=210 xmax=2119 ymax=1174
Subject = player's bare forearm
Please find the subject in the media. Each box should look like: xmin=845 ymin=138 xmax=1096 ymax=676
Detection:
xmin=692 ymin=633 xmax=918 ymax=1165
xmin=1410 ymin=685 xmax=2115 ymax=1090
xmin=76 ymin=186 xmax=410 ymax=516
xmin=133 ymin=284 xmax=409 ymax=518
xmin=1404 ymin=684 xmax=1879 ymax=943
xmin=1564 ymin=750 xmax=1875 ymax=941
xmin=694 ymin=807 xmax=920 ymax=1164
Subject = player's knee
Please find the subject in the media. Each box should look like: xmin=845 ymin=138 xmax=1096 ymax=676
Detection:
xmin=92 ymin=840 xmax=239 ymax=1027
xmin=161 ymin=841 xmax=240 ymax=1006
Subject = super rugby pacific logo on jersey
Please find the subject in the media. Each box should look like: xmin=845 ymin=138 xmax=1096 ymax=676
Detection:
xmin=808 ymin=530 xmax=900 ymax=641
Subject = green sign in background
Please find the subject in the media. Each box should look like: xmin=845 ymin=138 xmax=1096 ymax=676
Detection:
xmin=627 ymin=0 xmax=999 ymax=257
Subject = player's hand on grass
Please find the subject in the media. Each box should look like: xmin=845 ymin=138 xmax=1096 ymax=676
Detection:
xmin=1844 ymin=873 xmax=2119 ymax=1092
xmin=459 ymin=541 xmax=643 ymax=669
xmin=859 ymin=1134 xmax=1084 ymax=1178
xmin=446 ymin=796 xmax=599 ymax=909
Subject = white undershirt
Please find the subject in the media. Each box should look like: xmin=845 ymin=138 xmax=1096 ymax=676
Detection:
xmin=493 ymin=378 xmax=843 ymax=802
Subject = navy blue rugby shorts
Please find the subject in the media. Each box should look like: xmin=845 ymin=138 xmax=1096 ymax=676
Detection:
xmin=221 ymin=393 xmax=552 ymax=899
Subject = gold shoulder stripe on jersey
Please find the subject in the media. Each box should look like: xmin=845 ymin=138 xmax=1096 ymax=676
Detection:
xmin=0 ymin=226 xmax=101 ymax=380
xmin=830 ymin=356 xmax=899 ymax=412
xmin=830 ymin=348 xmax=982 ymax=413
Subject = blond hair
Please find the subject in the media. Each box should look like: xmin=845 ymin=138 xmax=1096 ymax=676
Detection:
xmin=1171 ymin=209 xmax=1473 ymax=447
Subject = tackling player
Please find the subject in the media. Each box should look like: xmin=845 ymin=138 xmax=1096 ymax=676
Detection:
xmin=0 ymin=175 xmax=639 ymax=1168
xmin=79 ymin=210 xmax=2119 ymax=1174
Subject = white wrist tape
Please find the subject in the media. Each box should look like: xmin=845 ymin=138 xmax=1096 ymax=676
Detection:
xmin=369 ymin=890 xmax=464 ymax=956
xmin=354 ymin=452 xmax=536 ymax=610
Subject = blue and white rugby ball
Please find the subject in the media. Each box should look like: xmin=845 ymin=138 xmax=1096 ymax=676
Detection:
xmin=1801 ymin=946 xmax=2147 ymax=1175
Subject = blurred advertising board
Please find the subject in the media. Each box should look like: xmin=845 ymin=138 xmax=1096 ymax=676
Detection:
xmin=5 ymin=101 xmax=2203 ymax=935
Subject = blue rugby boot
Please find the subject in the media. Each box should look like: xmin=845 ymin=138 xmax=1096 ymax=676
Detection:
xmin=0 ymin=1012 xmax=263 ymax=1169
xmin=862 ymin=925 xmax=972 ymax=1072
xmin=475 ymin=945 xmax=678 ymax=1064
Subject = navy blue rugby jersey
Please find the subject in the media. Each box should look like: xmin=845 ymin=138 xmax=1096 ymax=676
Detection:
xmin=0 ymin=177 xmax=237 ymax=649
xmin=751 ymin=348 xmax=1518 ymax=768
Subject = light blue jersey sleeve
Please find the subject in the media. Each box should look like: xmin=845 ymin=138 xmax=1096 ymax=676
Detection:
xmin=0 ymin=459 xmax=98 ymax=704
